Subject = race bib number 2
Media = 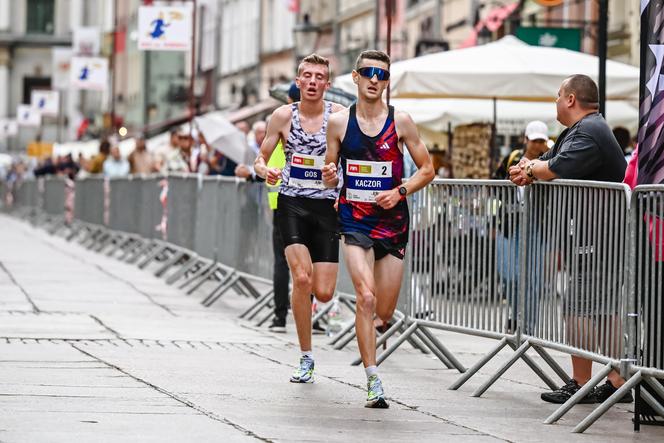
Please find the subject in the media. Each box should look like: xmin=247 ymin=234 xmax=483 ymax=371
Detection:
xmin=346 ymin=159 xmax=392 ymax=203
xmin=289 ymin=153 xmax=325 ymax=189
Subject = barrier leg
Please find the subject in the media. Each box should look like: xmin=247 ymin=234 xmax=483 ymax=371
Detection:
xmin=642 ymin=377 xmax=664 ymax=417
xmin=255 ymin=305 xmax=277 ymax=327
xmin=418 ymin=326 xmax=466 ymax=373
xmin=350 ymin=319 xmax=405 ymax=366
xmin=544 ymin=362 xmax=613 ymax=424
xmin=180 ymin=262 xmax=217 ymax=290
xmin=166 ymin=257 xmax=201 ymax=285
xmin=532 ymin=344 xmax=571 ymax=384
xmin=201 ymin=272 xmax=240 ymax=307
xmin=138 ymin=244 xmax=168 ymax=269
xmin=517 ymin=351 xmax=560 ymax=391
xmin=239 ymin=290 xmax=274 ymax=319
xmin=573 ymin=371 xmax=643 ymax=433
xmin=374 ymin=322 xmax=420 ymax=366
xmin=154 ymin=250 xmax=186 ymax=277
xmin=329 ymin=320 xmax=357 ymax=347
xmin=333 ymin=326 xmax=357 ymax=350
xmin=471 ymin=340 xmax=531 ymax=397
xmin=413 ymin=328 xmax=455 ymax=369
xmin=123 ymin=239 xmax=153 ymax=263
xmin=449 ymin=337 xmax=509 ymax=390
xmin=242 ymin=292 xmax=274 ymax=321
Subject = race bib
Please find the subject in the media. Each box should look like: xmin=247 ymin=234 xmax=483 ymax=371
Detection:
xmin=346 ymin=159 xmax=392 ymax=203
xmin=288 ymin=153 xmax=325 ymax=189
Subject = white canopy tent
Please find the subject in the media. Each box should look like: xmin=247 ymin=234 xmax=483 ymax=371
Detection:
xmin=334 ymin=36 xmax=639 ymax=101
xmin=392 ymin=98 xmax=639 ymax=134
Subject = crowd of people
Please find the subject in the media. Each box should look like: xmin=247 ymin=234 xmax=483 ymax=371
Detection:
xmin=1 ymin=119 xmax=271 ymax=186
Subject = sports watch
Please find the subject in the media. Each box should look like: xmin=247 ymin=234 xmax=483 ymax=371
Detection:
xmin=398 ymin=186 xmax=408 ymax=197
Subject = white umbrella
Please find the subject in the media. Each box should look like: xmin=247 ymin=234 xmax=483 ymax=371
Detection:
xmin=194 ymin=112 xmax=253 ymax=165
xmin=334 ymin=36 xmax=639 ymax=101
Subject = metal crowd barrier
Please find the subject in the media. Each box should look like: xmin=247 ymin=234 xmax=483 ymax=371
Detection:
xmin=622 ymin=185 xmax=664 ymax=431
xmin=74 ymin=176 xmax=105 ymax=226
xmin=42 ymin=176 xmax=66 ymax=216
xmin=14 ymin=173 xmax=664 ymax=434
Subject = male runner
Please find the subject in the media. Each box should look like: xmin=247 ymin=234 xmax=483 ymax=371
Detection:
xmin=254 ymin=54 xmax=345 ymax=383
xmin=322 ymin=50 xmax=435 ymax=408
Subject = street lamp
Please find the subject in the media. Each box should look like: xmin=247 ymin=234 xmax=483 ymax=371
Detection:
xmin=293 ymin=13 xmax=321 ymax=60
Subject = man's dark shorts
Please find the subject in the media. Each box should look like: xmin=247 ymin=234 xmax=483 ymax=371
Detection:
xmin=276 ymin=194 xmax=339 ymax=263
xmin=342 ymin=231 xmax=406 ymax=261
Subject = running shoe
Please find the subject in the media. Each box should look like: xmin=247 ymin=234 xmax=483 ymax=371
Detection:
xmin=541 ymin=379 xmax=595 ymax=404
xmin=290 ymin=356 xmax=314 ymax=383
xmin=267 ymin=317 xmax=286 ymax=333
xmin=312 ymin=320 xmax=326 ymax=335
xmin=592 ymin=380 xmax=633 ymax=403
xmin=365 ymin=375 xmax=389 ymax=408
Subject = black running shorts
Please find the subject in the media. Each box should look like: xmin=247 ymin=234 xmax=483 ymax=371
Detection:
xmin=342 ymin=231 xmax=406 ymax=261
xmin=276 ymin=194 xmax=339 ymax=263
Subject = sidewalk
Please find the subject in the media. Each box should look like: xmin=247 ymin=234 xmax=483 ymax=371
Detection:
xmin=0 ymin=213 xmax=662 ymax=442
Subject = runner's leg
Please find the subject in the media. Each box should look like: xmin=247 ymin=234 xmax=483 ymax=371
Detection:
xmin=373 ymin=254 xmax=405 ymax=323
xmin=286 ymin=244 xmax=314 ymax=352
xmin=342 ymin=242 xmax=376 ymax=367
xmin=312 ymin=262 xmax=337 ymax=303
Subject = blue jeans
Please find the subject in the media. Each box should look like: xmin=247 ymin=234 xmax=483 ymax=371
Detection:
xmin=495 ymin=231 xmax=541 ymax=334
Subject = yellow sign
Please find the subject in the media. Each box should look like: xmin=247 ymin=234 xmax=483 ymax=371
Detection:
xmin=534 ymin=0 xmax=564 ymax=6
xmin=27 ymin=142 xmax=53 ymax=158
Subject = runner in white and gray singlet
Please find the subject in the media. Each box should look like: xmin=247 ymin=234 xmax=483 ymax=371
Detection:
xmin=279 ymin=101 xmax=339 ymax=200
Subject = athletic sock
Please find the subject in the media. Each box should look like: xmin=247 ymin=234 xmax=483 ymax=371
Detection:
xmin=365 ymin=365 xmax=378 ymax=379
xmin=302 ymin=351 xmax=313 ymax=360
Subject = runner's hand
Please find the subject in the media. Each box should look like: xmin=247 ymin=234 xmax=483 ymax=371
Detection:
xmin=266 ymin=167 xmax=282 ymax=185
xmin=321 ymin=162 xmax=337 ymax=183
xmin=375 ymin=189 xmax=400 ymax=210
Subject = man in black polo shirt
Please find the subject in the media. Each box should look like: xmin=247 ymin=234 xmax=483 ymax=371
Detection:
xmin=509 ymin=74 xmax=628 ymax=404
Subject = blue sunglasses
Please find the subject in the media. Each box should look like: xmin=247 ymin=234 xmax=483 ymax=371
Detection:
xmin=357 ymin=66 xmax=390 ymax=81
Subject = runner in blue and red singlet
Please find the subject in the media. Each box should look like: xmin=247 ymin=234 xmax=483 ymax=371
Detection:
xmin=323 ymin=50 xmax=435 ymax=409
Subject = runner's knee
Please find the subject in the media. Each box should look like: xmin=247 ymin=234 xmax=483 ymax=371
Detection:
xmin=356 ymin=289 xmax=376 ymax=313
xmin=314 ymin=287 xmax=334 ymax=303
xmin=376 ymin=305 xmax=395 ymax=323
xmin=292 ymin=269 xmax=313 ymax=291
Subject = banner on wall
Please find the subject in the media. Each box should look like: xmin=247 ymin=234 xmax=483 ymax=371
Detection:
xmin=52 ymin=48 xmax=73 ymax=90
xmin=0 ymin=119 xmax=18 ymax=137
xmin=31 ymin=90 xmax=60 ymax=117
xmin=69 ymin=57 xmax=109 ymax=91
xmin=73 ymin=27 xmax=101 ymax=56
xmin=138 ymin=4 xmax=193 ymax=51
xmin=16 ymin=105 xmax=41 ymax=127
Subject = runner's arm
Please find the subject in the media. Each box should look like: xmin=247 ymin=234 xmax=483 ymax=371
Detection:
xmin=395 ymin=111 xmax=435 ymax=195
xmin=322 ymin=113 xmax=343 ymax=188
xmin=254 ymin=106 xmax=289 ymax=181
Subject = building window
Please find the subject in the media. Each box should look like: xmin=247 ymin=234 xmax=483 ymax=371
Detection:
xmin=26 ymin=0 xmax=55 ymax=34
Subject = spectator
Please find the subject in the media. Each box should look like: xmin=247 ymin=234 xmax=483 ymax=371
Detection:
xmin=160 ymin=130 xmax=189 ymax=173
xmin=33 ymin=157 xmax=57 ymax=177
xmin=128 ymin=135 xmax=154 ymax=174
xmin=56 ymin=154 xmax=79 ymax=180
xmin=493 ymin=121 xmax=550 ymax=179
xmin=495 ymin=121 xmax=550 ymax=333
xmin=86 ymin=139 xmax=111 ymax=174
xmin=509 ymin=74 xmax=628 ymax=405
xmin=235 ymin=120 xmax=266 ymax=181
xmin=612 ymin=126 xmax=632 ymax=161
xmin=103 ymin=146 xmax=130 ymax=178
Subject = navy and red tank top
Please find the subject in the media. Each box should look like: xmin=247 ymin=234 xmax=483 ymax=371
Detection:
xmin=338 ymin=104 xmax=409 ymax=245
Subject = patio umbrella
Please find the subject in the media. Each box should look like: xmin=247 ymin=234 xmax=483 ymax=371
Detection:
xmin=334 ymin=36 xmax=639 ymax=101
xmin=194 ymin=112 xmax=254 ymax=165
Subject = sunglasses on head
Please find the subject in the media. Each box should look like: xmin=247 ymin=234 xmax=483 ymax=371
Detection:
xmin=357 ymin=66 xmax=390 ymax=81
